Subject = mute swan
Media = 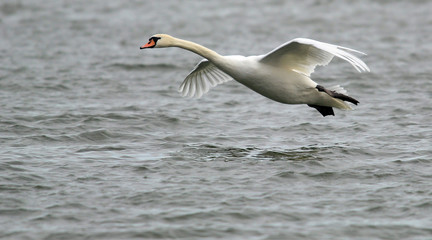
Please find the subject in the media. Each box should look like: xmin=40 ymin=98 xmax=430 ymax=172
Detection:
xmin=140 ymin=34 xmax=369 ymax=116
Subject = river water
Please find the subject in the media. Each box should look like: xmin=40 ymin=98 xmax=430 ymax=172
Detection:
xmin=1 ymin=0 xmax=431 ymax=239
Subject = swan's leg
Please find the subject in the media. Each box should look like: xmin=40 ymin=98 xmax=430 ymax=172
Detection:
xmin=316 ymin=85 xmax=359 ymax=105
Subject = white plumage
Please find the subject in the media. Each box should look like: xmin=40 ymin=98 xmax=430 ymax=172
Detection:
xmin=141 ymin=34 xmax=370 ymax=116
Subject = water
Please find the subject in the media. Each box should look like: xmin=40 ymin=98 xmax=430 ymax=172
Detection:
xmin=1 ymin=0 xmax=432 ymax=239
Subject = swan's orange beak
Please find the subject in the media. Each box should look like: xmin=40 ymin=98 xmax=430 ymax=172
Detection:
xmin=140 ymin=38 xmax=156 ymax=49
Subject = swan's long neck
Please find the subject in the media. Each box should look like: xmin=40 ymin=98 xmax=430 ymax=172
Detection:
xmin=172 ymin=38 xmax=223 ymax=63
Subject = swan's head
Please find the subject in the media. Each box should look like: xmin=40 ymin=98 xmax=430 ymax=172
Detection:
xmin=140 ymin=34 xmax=174 ymax=49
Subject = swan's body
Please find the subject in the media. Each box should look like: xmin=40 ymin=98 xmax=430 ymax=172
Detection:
xmin=140 ymin=34 xmax=369 ymax=116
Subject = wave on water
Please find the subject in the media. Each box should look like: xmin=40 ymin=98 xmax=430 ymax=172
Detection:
xmin=179 ymin=143 xmax=343 ymax=162
xmin=107 ymin=63 xmax=180 ymax=71
xmin=76 ymin=146 xmax=127 ymax=153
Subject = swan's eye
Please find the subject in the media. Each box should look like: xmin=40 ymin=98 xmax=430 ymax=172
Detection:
xmin=149 ymin=37 xmax=161 ymax=44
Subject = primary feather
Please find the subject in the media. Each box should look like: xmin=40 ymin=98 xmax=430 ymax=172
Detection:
xmin=260 ymin=38 xmax=370 ymax=77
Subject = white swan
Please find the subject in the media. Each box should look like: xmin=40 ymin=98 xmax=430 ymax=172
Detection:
xmin=140 ymin=34 xmax=370 ymax=116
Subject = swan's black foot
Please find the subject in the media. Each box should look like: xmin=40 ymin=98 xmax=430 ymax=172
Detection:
xmin=308 ymin=85 xmax=359 ymax=117
xmin=316 ymin=85 xmax=359 ymax=105
xmin=308 ymin=104 xmax=334 ymax=117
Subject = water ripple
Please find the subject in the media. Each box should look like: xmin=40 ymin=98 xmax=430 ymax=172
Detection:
xmin=107 ymin=63 xmax=179 ymax=71
xmin=1 ymin=1 xmax=432 ymax=239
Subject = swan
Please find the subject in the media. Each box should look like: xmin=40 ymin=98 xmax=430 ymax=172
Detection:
xmin=140 ymin=34 xmax=369 ymax=116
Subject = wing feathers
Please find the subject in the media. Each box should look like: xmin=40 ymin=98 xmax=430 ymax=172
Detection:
xmin=260 ymin=38 xmax=370 ymax=76
xmin=178 ymin=59 xmax=233 ymax=98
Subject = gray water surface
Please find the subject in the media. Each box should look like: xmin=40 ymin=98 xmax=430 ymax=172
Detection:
xmin=1 ymin=0 xmax=432 ymax=239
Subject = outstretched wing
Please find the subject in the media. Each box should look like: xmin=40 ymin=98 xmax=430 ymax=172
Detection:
xmin=260 ymin=38 xmax=370 ymax=77
xmin=178 ymin=59 xmax=233 ymax=98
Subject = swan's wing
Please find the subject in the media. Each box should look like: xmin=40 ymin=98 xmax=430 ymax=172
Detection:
xmin=260 ymin=38 xmax=370 ymax=77
xmin=178 ymin=59 xmax=233 ymax=98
